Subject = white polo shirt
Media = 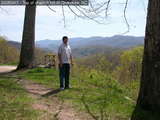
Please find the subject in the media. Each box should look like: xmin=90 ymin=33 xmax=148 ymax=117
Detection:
xmin=58 ymin=43 xmax=72 ymax=64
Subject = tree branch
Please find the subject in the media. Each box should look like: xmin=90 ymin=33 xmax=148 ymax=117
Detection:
xmin=46 ymin=0 xmax=131 ymax=33
xmin=123 ymin=0 xmax=130 ymax=34
xmin=105 ymin=0 xmax=111 ymax=17
xmin=47 ymin=6 xmax=56 ymax=13
xmin=0 ymin=7 xmax=9 ymax=14
xmin=47 ymin=0 xmax=56 ymax=13
xmin=75 ymin=6 xmax=104 ymax=24
xmin=62 ymin=5 xmax=66 ymax=27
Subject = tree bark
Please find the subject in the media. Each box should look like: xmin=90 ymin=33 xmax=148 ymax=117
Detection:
xmin=17 ymin=5 xmax=36 ymax=70
xmin=132 ymin=0 xmax=160 ymax=119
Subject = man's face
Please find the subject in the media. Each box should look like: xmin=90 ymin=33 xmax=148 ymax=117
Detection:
xmin=63 ymin=38 xmax=68 ymax=44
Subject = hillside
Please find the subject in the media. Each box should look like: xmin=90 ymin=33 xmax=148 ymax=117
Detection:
xmin=0 ymin=39 xmax=143 ymax=120
xmin=7 ymin=41 xmax=21 ymax=50
xmin=0 ymin=37 xmax=20 ymax=64
xmin=72 ymin=45 xmax=125 ymax=58
xmin=1 ymin=37 xmax=53 ymax=65
xmin=36 ymin=35 xmax=144 ymax=51
xmin=7 ymin=35 xmax=144 ymax=58
xmin=0 ymin=46 xmax=143 ymax=119
xmin=36 ymin=35 xmax=144 ymax=57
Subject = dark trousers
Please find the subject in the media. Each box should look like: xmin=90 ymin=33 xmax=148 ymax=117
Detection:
xmin=59 ymin=63 xmax=70 ymax=88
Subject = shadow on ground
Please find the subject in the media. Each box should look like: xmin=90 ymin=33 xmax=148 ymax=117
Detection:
xmin=42 ymin=89 xmax=62 ymax=97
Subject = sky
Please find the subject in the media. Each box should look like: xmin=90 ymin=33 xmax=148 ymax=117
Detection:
xmin=0 ymin=0 xmax=148 ymax=42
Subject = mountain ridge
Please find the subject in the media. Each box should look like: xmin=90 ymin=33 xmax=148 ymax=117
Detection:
xmin=7 ymin=35 xmax=144 ymax=57
xmin=36 ymin=35 xmax=144 ymax=51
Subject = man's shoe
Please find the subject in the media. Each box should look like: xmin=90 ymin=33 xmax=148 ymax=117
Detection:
xmin=65 ymin=87 xmax=70 ymax=89
xmin=60 ymin=87 xmax=65 ymax=90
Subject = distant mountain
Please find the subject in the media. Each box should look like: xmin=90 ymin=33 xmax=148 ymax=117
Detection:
xmin=36 ymin=35 xmax=144 ymax=52
xmin=7 ymin=41 xmax=21 ymax=50
xmin=7 ymin=40 xmax=52 ymax=53
xmin=7 ymin=35 xmax=144 ymax=58
xmin=72 ymin=45 xmax=125 ymax=58
xmin=36 ymin=39 xmax=60 ymax=52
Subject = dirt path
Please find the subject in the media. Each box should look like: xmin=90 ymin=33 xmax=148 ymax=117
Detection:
xmin=17 ymin=78 xmax=90 ymax=120
xmin=0 ymin=65 xmax=17 ymax=73
xmin=0 ymin=66 xmax=91 ymax=120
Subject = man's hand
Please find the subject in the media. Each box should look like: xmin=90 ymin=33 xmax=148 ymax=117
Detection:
xmin=70 ymin=55 xmax=74 ymax=66
xmin=71 ymin=62 xmax=74 ymax=66
xmin=58 ymin=53 xmax=62 ymax=68
xmin=59 ymin=63 xmax=62 ymax=68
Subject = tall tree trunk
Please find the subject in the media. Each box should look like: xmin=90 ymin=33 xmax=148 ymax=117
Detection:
xmin=17 ymin=5 xmax=36 ymax=70
xmin=132 ymin=0 xmax=160 ymax=119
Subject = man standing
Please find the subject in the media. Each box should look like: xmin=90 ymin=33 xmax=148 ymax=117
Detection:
xmin=58 ymin=36 xmax=73 ymax=90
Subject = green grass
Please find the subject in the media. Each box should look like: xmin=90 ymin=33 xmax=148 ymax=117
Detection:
xmin=18 ymin=67 xmax=59 ymax=88
xmin=0 ymin=75 xmax=39 ymax=120
xmin=18 ymin=67 xmax=139 ymax=120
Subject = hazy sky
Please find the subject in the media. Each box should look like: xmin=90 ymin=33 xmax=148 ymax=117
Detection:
xmin=0 ymin=0 xmax=148 ymax=42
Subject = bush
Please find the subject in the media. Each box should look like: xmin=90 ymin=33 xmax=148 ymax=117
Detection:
xmin=113 ymin=46 xmax=143 ymax=83
xmin=0 ymin=36 xmax=19 ymax=64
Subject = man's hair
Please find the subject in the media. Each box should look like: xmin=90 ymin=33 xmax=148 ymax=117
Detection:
xmin=62 ymin=36 xmax=68 ymax=41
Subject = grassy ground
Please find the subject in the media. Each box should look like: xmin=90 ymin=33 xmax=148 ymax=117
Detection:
xmin=0 ymin=74 xmax=39 ymax=120
xmin=17 ymin=67 xmax=139 ymax=120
